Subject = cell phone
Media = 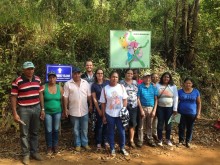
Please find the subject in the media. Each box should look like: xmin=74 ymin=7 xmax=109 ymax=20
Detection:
xmin=19 ymin=120 xmax=26 ymax=126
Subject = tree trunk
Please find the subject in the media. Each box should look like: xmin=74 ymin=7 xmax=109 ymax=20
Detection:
xmin=172 ymin=0 xmax=180 ymax=71
xmin=163 ymin=13 xmax=169 ymax=61
xmin=186 ymin=0 xmax=200 ymax=68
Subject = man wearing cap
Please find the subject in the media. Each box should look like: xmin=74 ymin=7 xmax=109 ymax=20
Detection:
xmin=63 ymin=67 xmax=93 ymax=152
xmin=137 ymin=72 xmax=158 ymax=147
xmin=11 ymin=61 xmax=45 ymax=164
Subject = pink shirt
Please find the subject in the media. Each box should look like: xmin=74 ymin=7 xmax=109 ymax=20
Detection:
xmin=63 ymin=78 xmax=91 ymax=117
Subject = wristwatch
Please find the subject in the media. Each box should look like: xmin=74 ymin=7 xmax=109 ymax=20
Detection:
xmin=41 ymin=108 xmax=45 ymax=111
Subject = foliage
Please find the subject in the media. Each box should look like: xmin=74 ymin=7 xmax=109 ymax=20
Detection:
xmin=0 ymin=0 xmax=219 ymax=129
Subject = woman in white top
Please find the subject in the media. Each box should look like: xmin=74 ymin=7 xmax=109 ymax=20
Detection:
xmin=156 ymin=72 xmax=178 ymax=146
xmin=100 ymin=71 xmax=128 ymax=156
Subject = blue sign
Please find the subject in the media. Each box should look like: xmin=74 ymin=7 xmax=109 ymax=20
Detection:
xmin=46 ymin=64 xmax=72 ymax=82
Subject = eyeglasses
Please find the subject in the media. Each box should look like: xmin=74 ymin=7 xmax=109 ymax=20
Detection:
xmin=97 ymin=73 xmax=103 ymax=74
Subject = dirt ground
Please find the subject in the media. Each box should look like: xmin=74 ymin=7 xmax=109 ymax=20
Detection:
xmin=0 ymin=118 xmax=219 ymax=165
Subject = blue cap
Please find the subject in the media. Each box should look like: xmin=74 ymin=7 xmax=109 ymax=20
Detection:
xmin=23 ymin=61 xmax=35 ymax=69
xmin=72 ymin=67 xmax=81 ymax=73
xmin=48 ymin=71 xmax=56 ymax=77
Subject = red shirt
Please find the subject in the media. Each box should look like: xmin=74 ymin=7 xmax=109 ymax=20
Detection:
xmin=11 ymin=75 xmax=43 ymax=106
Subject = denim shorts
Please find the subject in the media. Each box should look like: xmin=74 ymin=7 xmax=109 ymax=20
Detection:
xmin=127 ymin=105 xmax=138 ymax=128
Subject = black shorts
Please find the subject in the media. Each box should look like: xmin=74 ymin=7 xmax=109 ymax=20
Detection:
xmin=127 ymin=105 xmax=138 ymax=128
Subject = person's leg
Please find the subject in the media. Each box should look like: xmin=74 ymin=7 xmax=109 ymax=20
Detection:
xmin=69 ymin=116 xmax=81 ymax=147
xmin=105 ymin=114 xmax=115 ymax=151
xmin=138 ymin=108 xmax=146 ymax=145
xmin=185 ymin=114 xmax=196 ymax=143
xmin=18 ymin=106 xmax=31 ymax=157
xmin=102 ymin=123 xmax=108 ymax=145
xmin=45 ymin=113 xmax=53 ymax=152
xmin=29 ymin=105 xmax=41 ymax=155
xmin=52 ymin=112 xmax=61 ymax=151
xmin=152 ymin=116 xmax=158 ymax=138
xmin=178 ymin=114 xmax=186 ymax=143
xmin=164 ymin=107 xmax=173 ymax=140
xmin=115 ymin=117 xmax=126 ymax=150
xmin=95 ymin=110 xmax=103 ymax=146
xmin=157 ymin=106 xmax=165 ymax=141
xmin=128 ymin=106 xmax=137 ymax=144
xmin=145 ymin=107 xmax=153 ymax=141
xmin=80 ymin=114 xmax=89 ymax=147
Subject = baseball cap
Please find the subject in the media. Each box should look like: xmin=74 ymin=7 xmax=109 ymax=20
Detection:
xmin=143 ymin=72 xmax=151 ymax=77
xmin=72 ymin=67 xmax=81 ymax=73
xmin=48 ymin=71 xmax=56 ymax=77
xmin=23 ymin=61 xmax=35 ymax=69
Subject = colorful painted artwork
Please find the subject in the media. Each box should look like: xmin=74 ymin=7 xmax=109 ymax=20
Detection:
xmin=110 ymin=30 xmax=151 ymax=68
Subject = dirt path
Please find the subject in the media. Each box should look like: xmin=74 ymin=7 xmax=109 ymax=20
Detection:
xmin=1 ymin=119 xmax=219 ymax=165
xmin=1 ymin=143 xmax=219 ymax=165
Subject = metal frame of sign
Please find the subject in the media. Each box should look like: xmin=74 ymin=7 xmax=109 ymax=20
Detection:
xmin=46 ymin=64 xmax=72 ymax=82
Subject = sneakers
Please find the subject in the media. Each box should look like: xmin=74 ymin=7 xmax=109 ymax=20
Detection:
xmin=31 ymin=153 xmax=43 ymax=161
xmin=120 ymin=149 xmax=129 ymax=156
xmin=166 ymin=140 xmax=173 ymax=146
xmin=22 ymin=155 xmax=30 ymax=165
xmin=157 ymin=140 xmax=163 ymax=146
xmin=75 ymin=146 xmax=81 ymax=152
xmin=83 ymin=145 xmax=91 ymax=151
xmin=176 ymin=141 xmax=184 ymax=147
xmin=97 ymin=144 xmax=101 ymax=150
xmin=186 ymin=142 xmax=191 ymax=148
xmin=129 ymin=141 xmax=136 ymax=148
xmin=110 ymin=149 xmax=116 ymax=156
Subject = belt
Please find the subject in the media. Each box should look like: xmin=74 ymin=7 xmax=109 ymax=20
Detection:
xmin=19 ymin=103 xmax=39 ymax=108
xmin=142 ymin=106 xmax=153 ymax=108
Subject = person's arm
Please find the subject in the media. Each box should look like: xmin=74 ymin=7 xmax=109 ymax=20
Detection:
xmin=101 ymin=103 xmax=107 ymax=124
xmin=151 ymin=96 xmax=158 ymax=117
xmin=172 ymin=85 xmax=178 ymax=115
xmin=196 ymin=96 xmax=201 ymax=119
xmin=88 ymin=95 xmax=93 ymax=113
xmin=63 ymin=97 xmax=69 ymax=118
xmin=60 ymin=85 xmax=64 ymax=112
xmin=100 ymin=88 xmax=107 ymax=123
xmin=92 ymin=92 xmax=102 ymax=117
xmin=137 ymin=97 xmax=145 ymax=118
xmin=11 ymin=95 xmax=20 ymax=123
xmin=63 ymin=83 xmax=69 ymax=118
xmin=121 ymin=85 xmax=128 ymax=107
xmin=39 ymin=91 xmax=45 ymax=120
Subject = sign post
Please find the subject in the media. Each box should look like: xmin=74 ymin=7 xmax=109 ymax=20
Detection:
xmin=46 ymin=64 xmax=72 ymax=82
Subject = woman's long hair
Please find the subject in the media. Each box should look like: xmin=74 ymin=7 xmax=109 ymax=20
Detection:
xmin=159 ymin=72 xmax=174 ymax=86
xmin=94 ymin=68 xmax=104 ymax=83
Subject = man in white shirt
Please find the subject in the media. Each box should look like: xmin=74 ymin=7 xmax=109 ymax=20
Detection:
xmin=63 ymin=67 xmax=93 ymax=151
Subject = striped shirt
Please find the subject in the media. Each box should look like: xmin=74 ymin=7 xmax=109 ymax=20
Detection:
xmin=11 ymin=75 xmax=44 ymax=106
xmin=137 ymin=83 xmax=158 ymax=107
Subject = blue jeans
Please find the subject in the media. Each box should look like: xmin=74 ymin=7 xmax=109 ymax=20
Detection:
xmin=17 ymin=104 xmax=41 ymax=156
xmin=156 ymin=106 xmax=173 ymax=140
xmin=45 ymin=112 xmax=61 ymax=148
xmin=105 ymin=113 xmax=125 ymax=151
xmin=70 ymin=114 xmax=89 ymax=147
xmin=178 ymin=114 xmax=196 ymax=143
xmin=95 ymin=109 xmax=108 ymax=145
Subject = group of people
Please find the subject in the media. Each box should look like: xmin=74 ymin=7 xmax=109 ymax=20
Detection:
xmin=11 ymin=60 xmax=201 ymax=164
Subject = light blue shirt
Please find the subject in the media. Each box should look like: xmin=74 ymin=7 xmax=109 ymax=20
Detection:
xmin=137 ymin=83 xmax=158 ymax=107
